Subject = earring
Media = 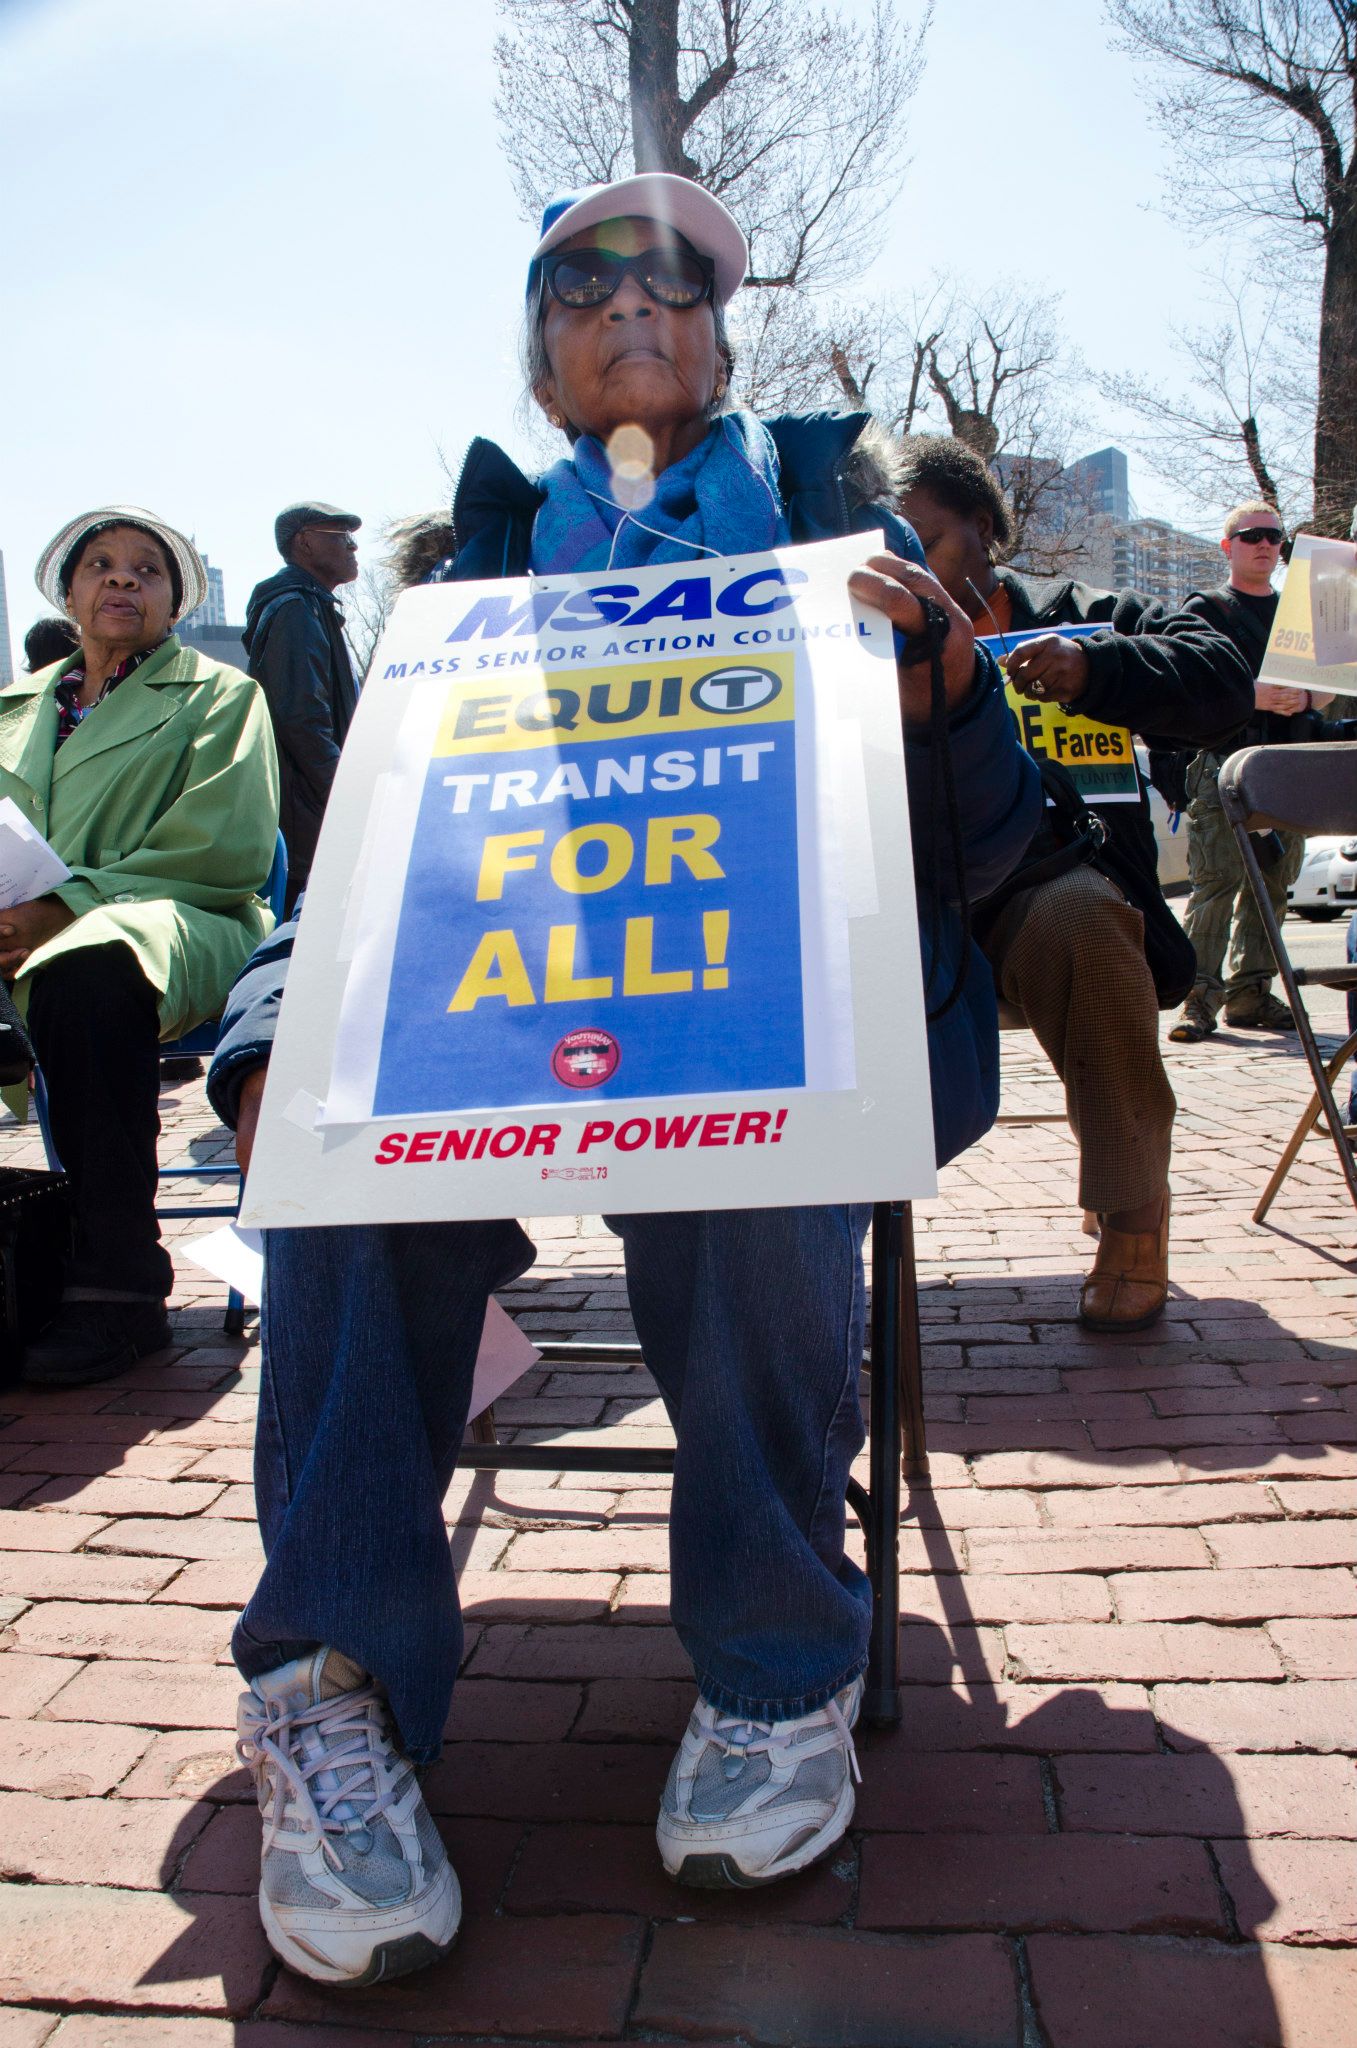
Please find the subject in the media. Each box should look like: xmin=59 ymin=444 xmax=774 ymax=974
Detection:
xmin=714 ymin=382 xmax=726 ymax=400
xmin=549 ymin=412 xmax=564 ymax=428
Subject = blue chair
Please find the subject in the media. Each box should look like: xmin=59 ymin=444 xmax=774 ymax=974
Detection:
xmin=33 ymin=832 xmax=287 ymax=1336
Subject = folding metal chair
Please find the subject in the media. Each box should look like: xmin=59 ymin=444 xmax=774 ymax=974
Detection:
xmin=464 ymin=1197 xmax=929 ymax=1729
xmin=1218 ymin=743 xmax=1357 ymax=1220
xmin=33 ymin=831 xmax=289 ymax=1333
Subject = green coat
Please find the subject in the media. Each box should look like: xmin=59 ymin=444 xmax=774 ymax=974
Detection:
xmin=0 ymin=636 xmax=280 ymax=1041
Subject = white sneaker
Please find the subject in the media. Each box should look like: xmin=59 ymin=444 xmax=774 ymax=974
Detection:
xmin=236 ymin=1647 xmax=460 ymax=1986
xmin=656 ymin=1676 xmax=863 ymax=1887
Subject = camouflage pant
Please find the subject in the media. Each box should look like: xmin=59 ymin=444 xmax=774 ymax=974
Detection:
xmin=1182 ymin=752 xmax=1305 ymax=1013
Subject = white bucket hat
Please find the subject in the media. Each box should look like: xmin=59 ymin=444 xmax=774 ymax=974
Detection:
xmin=527 ymin=173 xmax=749 ymax=306
xmin=34 ymin=505 xmax=208 ymax=620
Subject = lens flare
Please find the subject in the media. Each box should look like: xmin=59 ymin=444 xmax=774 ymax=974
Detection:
xmin=607 ymin=424 xmax=656 ymax=510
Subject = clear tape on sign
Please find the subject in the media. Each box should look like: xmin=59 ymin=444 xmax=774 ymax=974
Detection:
xmin=282 ymin=1088 xmax=323 ymax=1135
xmin=832 ymin=719 xmax=878 ymax=920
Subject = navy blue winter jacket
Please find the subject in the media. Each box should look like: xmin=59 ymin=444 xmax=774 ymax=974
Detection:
xmin=209 ymin=411 xmax=1040 ymax=1170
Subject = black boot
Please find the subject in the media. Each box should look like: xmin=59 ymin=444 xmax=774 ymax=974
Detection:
xmin=160 ymin=1055 xmax=204 ymax=1084
xmin=24 ymin=1300 xmax=172 ymax=1387
xmin=0 ymin=981 xmax=35 ymax=1087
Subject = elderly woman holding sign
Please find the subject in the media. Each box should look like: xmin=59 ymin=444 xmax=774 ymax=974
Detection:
xmin=208 ymin=176 xmax=1038 ymax=1989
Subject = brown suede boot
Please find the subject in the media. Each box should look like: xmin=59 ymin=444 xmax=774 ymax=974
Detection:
xmin=1078 ymin=1194 xmax=1170 ymax=1334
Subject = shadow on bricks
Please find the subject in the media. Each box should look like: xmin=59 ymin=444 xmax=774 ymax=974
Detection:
xmin=916 ymin=1270 xmax=1357 ymax=1487
xmin=878 ymin=1530 xmax=1285 ymax=2047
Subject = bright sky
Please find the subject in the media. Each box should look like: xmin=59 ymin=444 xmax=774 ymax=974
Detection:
xmin=0 ymin=0 xmax=1250 ymax=671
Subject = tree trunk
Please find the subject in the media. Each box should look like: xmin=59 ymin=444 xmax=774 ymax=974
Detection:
xmin=628 ymin=0 xmax=698 ymax=177
xmin=1312 ymin=182 xmax=1357 ymax=536
xmin=953 ymin=410 xmax=999 ymax=462
xmin=1236 ymin=417 xmax=1279 ymax=508
xmin=830 ymin=344 xmax=870 ymax=407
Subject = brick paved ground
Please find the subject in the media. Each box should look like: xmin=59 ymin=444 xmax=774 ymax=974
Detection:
xmin=0 ymin=1003 xmax=1354 ymax=2046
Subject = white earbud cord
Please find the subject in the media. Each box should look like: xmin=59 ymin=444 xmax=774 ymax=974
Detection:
xmin=583 ymin=489 xmax=724 ymax=570
xmin=582 ymin=413 xmax=782 ymax=570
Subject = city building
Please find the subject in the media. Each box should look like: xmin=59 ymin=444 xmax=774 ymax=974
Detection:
xmin=1008 ymin=443 xmax=1221 ymax=604
xmin=1082 ymin=513 xmax=1222 ymax=606
xmin=0 ymin=552 xmax=12 ymax=687
xmin=1063 ymin=446 xmax=1130 ymax=524
xmin=1006 ymin=448 xmax=1129 ymax=578
xmin=175 ymin=620 xmax=248 ymax=669
xmin=179 ymin=551 xmax=227 ymax=631
xmin=174 ymin=548 xmax=248 ymax=667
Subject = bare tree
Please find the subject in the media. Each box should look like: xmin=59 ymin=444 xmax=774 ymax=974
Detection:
xmin=728 ymin=275 xmax=1096 ymax=569
xmin=1098 ymin=275 xmax=1316 ymax=526
xmin=493 ymin=0 xmax=930 ymax=291
xmin=490 ymin=2 xmax=1095 ymax=567
xmin=1108 ymin=0 xmax=1357 ymax=531
xmin=818 ymin=279 xmax=1096 ymax=570
xmin=726 ymin=289 xmax=896 ymax=417
xmin=920 ymin=294 xmax=1064 ymax=462
xmin=343 ymin=557 xmax=397 ymax=679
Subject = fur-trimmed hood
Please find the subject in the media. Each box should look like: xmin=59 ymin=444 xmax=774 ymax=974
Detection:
xmin=384 ymin=409 xmax=905 ymax=591
xmin=385 ymin=511 xmax=457 ymax=594
xmin=837 ymin=416 xmax=906 ymax=515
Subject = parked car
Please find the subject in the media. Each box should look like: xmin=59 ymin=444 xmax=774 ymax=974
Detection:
xmin=1289 ymin=835 xmax=1357 ymax=921
xmin=1136 ymin=744 xmax=1190 ymax=892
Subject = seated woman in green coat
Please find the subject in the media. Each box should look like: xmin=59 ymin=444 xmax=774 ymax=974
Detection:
xmin=0 ymin=508 xmax=279 ymax=1385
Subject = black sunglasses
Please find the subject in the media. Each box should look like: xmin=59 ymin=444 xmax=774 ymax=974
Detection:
xmin=1233 ymin=525 xmax=1285 ymax=545
xmin=541 ymin=245 xmax=715 ymax=311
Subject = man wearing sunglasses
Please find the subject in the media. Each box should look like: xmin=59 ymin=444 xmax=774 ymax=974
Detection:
xmin=1171 ymin=499 xmax=1332 ymax=1041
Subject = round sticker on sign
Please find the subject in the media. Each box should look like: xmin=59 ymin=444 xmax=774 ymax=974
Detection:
xmin=551 ymin=1028 xmax=621 ymax=1089
xmin=691 ymin=664 xmax=781 ymax=714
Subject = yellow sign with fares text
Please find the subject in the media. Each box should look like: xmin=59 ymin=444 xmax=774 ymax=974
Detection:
xmin=980 ymin=626 xmax=1138 ymax=804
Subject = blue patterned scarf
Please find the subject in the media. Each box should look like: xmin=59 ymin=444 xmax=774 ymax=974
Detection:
xmin=530 ymin=409 xmax=791 ymax=574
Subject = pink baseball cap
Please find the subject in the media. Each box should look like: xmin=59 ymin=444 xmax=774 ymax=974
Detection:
xmin=527 ymin=173 xmax=748 ymax=305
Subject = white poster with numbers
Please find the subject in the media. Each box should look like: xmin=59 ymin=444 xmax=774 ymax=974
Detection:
xmin=1260 ymin=533 xmax=1357 ymax=697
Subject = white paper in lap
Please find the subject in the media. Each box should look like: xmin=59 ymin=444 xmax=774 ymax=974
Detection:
xmin=183 ymin=1225 xmax=538 ymax=1419
xmin=0 ymin=798 xmax=70 ymax=909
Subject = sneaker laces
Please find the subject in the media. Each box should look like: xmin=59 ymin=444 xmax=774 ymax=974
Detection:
xmin=708 ymin=1694 xmax=862 ymax=1787
xmin=237 ymin=1684 xmax=403 ymax=1873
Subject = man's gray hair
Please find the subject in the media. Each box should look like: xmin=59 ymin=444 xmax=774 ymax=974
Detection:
xmin=519 ymin=293 xmax=736 ymax=441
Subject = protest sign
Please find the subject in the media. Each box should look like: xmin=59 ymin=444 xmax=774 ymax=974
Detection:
xmin=1259 ymin=534 xmax=1357 ymax=698
xmin=980 ymin=624 xmax=1138 ymax=803
xmin=241 ymin=533 xmax=934 ymax=1228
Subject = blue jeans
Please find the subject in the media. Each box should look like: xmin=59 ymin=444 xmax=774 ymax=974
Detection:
xmin=233 ymin=1204 xmax=873 ymax=1764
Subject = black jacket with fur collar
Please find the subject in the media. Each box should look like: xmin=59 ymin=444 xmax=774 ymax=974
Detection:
xmin=978 ymin=568 xmax=1254 ymax=999
xmin=995 ymin=570 xmax=1254 ymax=753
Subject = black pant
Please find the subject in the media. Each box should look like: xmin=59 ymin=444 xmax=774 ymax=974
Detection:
xmin=27 ymin=941 xmax=171 ymax=1300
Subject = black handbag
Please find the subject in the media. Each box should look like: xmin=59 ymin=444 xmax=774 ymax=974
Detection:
xmin=975 ymin=758 xmax=1197 ymax=1009
xmin=0 ymin=1167 xmax=71 ymax=1382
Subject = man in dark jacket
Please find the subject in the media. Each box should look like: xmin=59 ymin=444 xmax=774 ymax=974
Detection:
xmin=900 ymin=435 xmax=1254 ymax=1332
xmin=243 ymin=503 xmax=361 ymax=913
